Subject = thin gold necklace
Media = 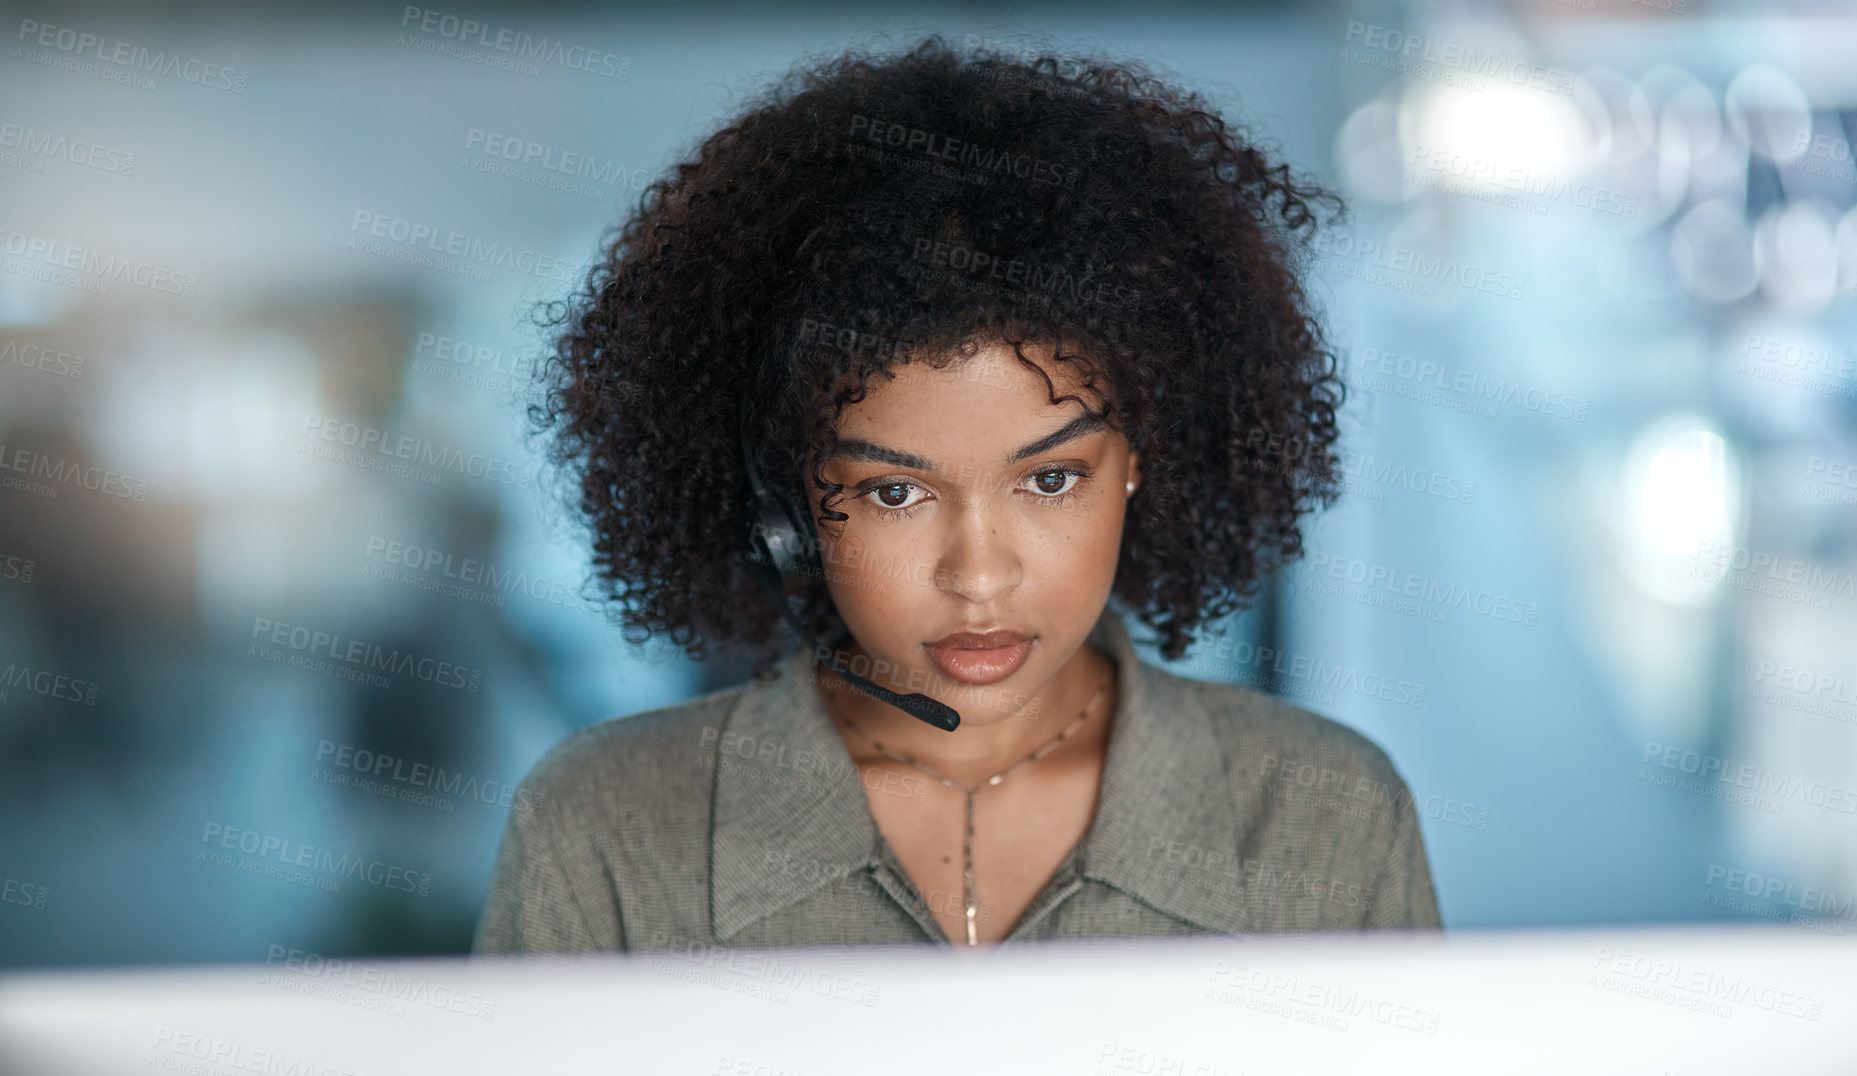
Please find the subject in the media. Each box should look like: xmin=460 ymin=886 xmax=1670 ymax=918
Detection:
xmin=837 ymin=675 xmax=1112 ymax=946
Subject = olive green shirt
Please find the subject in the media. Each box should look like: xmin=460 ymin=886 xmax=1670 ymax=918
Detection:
xmin=473 ymin=608 xmax=1441 ymax=953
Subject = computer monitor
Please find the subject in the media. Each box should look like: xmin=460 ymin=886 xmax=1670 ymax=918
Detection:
xmin=2 ymin=924 xmax=1852 ymax=1075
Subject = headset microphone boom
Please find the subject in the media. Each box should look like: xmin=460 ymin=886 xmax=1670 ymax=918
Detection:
xmin=735 ymin=417 xmax=961 ymax=732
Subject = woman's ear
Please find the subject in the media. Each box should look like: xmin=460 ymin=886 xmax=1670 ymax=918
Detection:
xmin=1124 ymin=450 xmax=1142 ymax=498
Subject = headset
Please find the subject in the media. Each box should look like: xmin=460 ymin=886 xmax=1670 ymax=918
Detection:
xmin=735 ymin=403 xmax=961 ymax=732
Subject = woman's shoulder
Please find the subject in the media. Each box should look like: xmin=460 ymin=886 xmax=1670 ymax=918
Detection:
xmin=1145 ymin=660 xmax=1414 ymax=794
xmin=512 ymin=677 xmax=769 ymax=808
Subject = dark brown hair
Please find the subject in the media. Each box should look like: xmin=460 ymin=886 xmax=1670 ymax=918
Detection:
xmin=528 ymin=34 xmax=1348 ymax=675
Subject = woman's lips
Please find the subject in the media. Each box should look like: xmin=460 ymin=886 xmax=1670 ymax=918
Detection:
xmin=922 ymin=636 xmax=1034 ymax=686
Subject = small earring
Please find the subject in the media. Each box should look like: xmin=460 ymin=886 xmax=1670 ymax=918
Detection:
xmin=1125 ymin=481 xmax=1136 ymax=495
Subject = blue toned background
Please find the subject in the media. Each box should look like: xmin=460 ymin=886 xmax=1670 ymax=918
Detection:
xmin=3 ymin=0 xmax=1854 ymax=968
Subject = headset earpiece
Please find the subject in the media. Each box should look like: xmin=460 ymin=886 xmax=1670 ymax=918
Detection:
xmin=734 ymin=407 xmax=958 ymax=732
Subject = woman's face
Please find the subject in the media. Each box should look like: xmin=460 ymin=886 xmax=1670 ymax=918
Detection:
xmin=810 ymin=340 xmax=1140 ymax=726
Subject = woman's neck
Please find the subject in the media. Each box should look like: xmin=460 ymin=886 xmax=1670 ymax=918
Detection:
xmin=817 ymin=639 xmax=1120 ymax=784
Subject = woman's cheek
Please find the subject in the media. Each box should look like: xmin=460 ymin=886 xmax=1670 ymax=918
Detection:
xmin=823 ymin=528 xmax=916 ymax=607
xmin=1050 ymin=496 xmax=1125 ymax=582
xmin=822 ymin=532 xmax=866 ymax=592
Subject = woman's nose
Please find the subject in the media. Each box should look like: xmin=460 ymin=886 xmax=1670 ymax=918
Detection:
xmin=932 ymin=503 xmax=1022 ymax=603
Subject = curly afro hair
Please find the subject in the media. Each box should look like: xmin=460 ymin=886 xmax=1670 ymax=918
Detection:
xmin=528 ymin=33 xmax=1348 ymax=677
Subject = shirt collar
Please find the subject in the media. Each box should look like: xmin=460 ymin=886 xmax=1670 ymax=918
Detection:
xmin=709 ymin=606 xmax=1250 ymax=942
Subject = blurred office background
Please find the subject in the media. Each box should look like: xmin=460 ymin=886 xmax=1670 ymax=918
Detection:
xmin=3 ymin=0 xmax=1855 ymax=968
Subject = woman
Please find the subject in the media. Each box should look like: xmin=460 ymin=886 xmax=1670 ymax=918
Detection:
xmin=476 ymin=35 xmax=1440 ymax=953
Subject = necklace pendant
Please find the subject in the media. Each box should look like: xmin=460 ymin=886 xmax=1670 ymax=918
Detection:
xmin=838 ymin=678 xmax=1109 ymax=951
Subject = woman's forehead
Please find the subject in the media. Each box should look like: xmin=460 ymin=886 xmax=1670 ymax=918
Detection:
xmin=828 ymin=387 xmax=1120 ymax=481
xmin=860 ymin=339 xmax=1099 ymax=404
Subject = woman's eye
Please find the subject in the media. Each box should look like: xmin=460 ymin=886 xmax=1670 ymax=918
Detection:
xmin=861 ymin=470 xmax=1085 ymax=514
xmin=868 ymin=483 xmax=925 ymax=510
xmin=1025 ymin=469 xmax=1082 ymax=497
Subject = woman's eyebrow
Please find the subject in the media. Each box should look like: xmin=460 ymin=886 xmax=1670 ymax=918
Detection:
xmin=1007 ymin=413 xmax=1109 ymax=464
xmin=830 ymin=413 xmax=1109 ymax=472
